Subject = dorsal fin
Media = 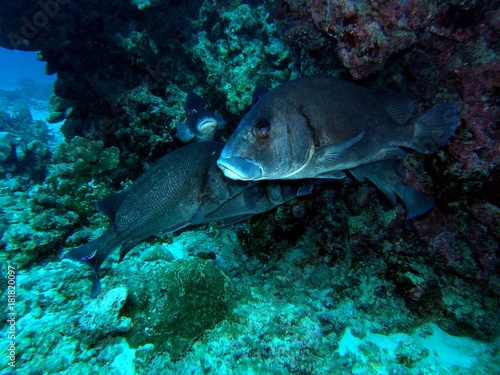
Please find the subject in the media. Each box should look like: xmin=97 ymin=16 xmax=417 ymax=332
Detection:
xmin=373 ymin=89 xmax=414 ymax=125
xmin=95 ymin=192 xmax=126 ymax=220
xmin=252 ymin=84 xmax=270 ymax=105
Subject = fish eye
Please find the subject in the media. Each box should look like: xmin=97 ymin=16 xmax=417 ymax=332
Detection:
xmin=255 ymin=123 xmax=271 ymax=139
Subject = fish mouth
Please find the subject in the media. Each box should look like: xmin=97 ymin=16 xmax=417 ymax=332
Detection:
xmin=217 ymin=157 xmax=262 ymax=181
xmin=196 ymin=118 xmax=217 ymax=133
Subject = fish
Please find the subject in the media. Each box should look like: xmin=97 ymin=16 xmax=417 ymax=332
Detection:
xmin=218 ymin=77 xmax=457 ymax=181
xmin=205 ymin=179 xmax=312 ymax=225
xmin=217 ymin=76 xmax=457 ymax=218
xmin=176 ymin=91 xmax=225 ymax=142
xmin=251 ymin=84 xmax=270 ymax=106
xmin=349 ymin=160 xmax=435 ymax=221
xmin=63 ymin=142 xmax=311 ymax=297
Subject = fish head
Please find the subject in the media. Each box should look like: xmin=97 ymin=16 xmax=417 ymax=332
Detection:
xmin=217 ymin=96 xmax=315 ymax=181
xmin=186 ymin=91 xmax=218 ymax=141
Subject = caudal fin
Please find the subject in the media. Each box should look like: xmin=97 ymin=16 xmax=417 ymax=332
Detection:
xmin=411 ymin=103 xmax=458 ymax=154
xmin=63 ymin=227 xmax=116 ymax=298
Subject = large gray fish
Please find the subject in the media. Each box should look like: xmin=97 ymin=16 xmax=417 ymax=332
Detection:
xmin=176 ymin=91 xmax=225 ymax=142
xmin=217 ymin=76 xmax=457 ymax=219
xmin=217 ymin=76 xmax=457 ymax=182
xmin=64 ymin=142 xmax=310 ymax=297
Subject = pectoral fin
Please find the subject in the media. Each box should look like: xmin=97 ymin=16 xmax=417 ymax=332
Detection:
xmin=316 ymin=131 xmax=365 ymax=165
xmin=215 ymin=113 xmax=226 ymax=129
xmin=176 ymin=123 xmax=194 ymax=142
xmin=190 ymin=210 xmax=205 ymax=225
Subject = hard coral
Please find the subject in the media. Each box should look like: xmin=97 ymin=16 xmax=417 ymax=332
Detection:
xmin=274 ymin=0 xmax=434 ymax=78
xmin=0 ymin=136 xmax=120 ymax=267
xmin=190 ymin=3 xmax=293 ymax=115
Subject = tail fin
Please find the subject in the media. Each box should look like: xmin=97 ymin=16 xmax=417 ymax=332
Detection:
xmin=63 ymin=227 xmax=117 ymax=298
xmin=411 ymin=103 xmax=458 ymax=154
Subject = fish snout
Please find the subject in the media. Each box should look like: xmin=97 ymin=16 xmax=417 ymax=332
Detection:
xmin=217 ymin=156 xmax=262 ymax=180
xmin=196 ymin=118 xmax=217 ymax=133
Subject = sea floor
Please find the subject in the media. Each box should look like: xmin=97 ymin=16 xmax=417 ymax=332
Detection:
xmin=1 ymin=227 xmax=499 ymax=374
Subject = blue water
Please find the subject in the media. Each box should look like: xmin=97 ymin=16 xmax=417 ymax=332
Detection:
xmin=0 ymin=49 xmax=55 ymax=86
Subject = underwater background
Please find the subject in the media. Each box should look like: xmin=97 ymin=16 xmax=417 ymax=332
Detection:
xmin=0 ymin=0 xmax=499 ymax=374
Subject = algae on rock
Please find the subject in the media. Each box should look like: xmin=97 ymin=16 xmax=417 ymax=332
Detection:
xmin=122 ymin=257 xmax=231 ymax=359
xmin=41 ymin=136 xmax=120 ymax=218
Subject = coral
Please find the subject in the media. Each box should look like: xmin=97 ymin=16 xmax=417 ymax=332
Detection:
xmin=118 ymin=257 xmax=231 ymax=359
xmin=2 ymin=209 xmax=500 ymax=374
xmin=78 ymin=287 xmax=133 ymax=341
xmin=1 ymin=1 xmax=296 ymax=165
xmin=0 ymin=132 xmax=25 ymax=174
xmin=0 ymin=108 xmax=52 ymax=145
xmin=0 ymin=136 xmax=119 ymax=268
xmin=272 ymin=0 xmax=438 ymax=79
xmin=39 ymin=136 xmax=120 ymax=218
xmin=46 ymin=93 xmax=71 ymax=124
xmin=189 ymin=3 xmax=293 ymax=115
xmin=394 ymin=341 xmax=430 ymax=367
xmin=50 ymin=136 xmax=120 ymax=178
xmin=0 ymin=109 xmax=52 ymax=179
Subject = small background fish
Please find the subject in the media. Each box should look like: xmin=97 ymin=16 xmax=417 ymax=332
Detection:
xmin=176 ymin=91 xmax=225 ymax=142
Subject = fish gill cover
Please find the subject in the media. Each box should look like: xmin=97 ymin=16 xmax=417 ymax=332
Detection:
xmin=0 ymin=0 xmax=498 ymax=374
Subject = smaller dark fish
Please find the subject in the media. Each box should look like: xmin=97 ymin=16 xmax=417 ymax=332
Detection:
xmin=63 ymin=142 xmax=310 ymax=297
xmin=176 ymin=91 xmax=225 ymax=142
xmin=205 ymin=180 xmax=312 ymax=225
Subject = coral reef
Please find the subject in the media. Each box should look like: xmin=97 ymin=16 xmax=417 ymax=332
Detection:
xmin=2 ymin=227 xmax=499 ymax=374
xmin=0 ymin=109 xmax=52 ymax=178
xmin=0 ymin=0 xmax=498 ymax=374
xmin=0 ymin=0 xmax=295 ymax=164
xmin=79 ymin=287 xmax=133 ymax=341
xmin=0 ymin=136 xmax=120 ymax=267
xmin=190 ymin=2 xmax=293 ymax=115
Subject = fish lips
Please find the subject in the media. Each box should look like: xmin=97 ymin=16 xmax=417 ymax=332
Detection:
xmin=217 ymin=156 xmax=263 ymax=181
xmin=196 ymin=117 xmax=217 ymax=132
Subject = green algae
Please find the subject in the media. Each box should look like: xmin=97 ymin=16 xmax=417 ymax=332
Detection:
xmin=122 ymin=258 xmax=231 ymax=359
